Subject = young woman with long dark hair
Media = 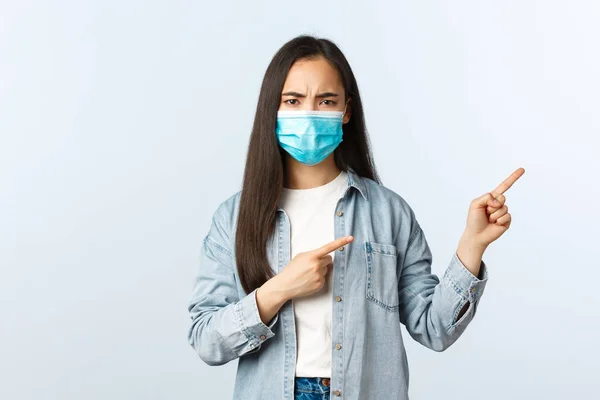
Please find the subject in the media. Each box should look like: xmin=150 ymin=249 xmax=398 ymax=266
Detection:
xmin=187 ymin=34 xmax=524 ymax=400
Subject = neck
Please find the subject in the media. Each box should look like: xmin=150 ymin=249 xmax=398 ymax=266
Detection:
xmin=282 ymin=154 xmax=341 ymax=189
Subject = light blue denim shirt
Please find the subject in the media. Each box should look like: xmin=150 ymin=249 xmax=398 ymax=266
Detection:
xmin=188 ymin=167 xmax=489 ymax=400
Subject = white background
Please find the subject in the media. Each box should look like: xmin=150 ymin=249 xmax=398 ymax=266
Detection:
xmin=1 ymin=1 xmax=599 ymax=399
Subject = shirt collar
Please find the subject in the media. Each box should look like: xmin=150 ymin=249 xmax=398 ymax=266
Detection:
xmin=346 ymin=166 xmax=368 ymax=201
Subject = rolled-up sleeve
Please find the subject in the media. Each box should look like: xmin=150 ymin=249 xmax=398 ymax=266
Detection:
xmin=235 ymin=284 xmax=279 ymax=349
xmin=398 ymin=218 xmax=489 ymax=352
xmin=187 ymin=211 xmax=278 ymax=366
xmin=443 ymin=251 xmax=489 ymax=322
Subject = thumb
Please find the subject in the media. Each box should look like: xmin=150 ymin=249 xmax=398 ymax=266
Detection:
xmin=326 ymin=260 xmax=334 ymax=273
xmin=472 ymin=192 xmax=500 ymax=209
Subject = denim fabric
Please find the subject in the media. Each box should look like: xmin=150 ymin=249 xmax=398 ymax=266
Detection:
xmin=188 ymin=167 xmax=489 ymax=400
xmin=294 ymin=377 xmax=331 ymax=400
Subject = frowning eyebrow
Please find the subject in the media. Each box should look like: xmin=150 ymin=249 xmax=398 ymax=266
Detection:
xmin=281 ymin=91 xmax=339 ymax=98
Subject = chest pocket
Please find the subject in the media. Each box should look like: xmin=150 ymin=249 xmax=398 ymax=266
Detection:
xmin=365 ymin=241 xmax=400 ymax=312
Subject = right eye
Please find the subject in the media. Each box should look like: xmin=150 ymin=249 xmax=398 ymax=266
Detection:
xmin=284 ymin=99 xmax=299 ymax=105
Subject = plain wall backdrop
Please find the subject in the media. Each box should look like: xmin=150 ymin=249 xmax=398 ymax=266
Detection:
xmin=1 ymin=0 xmax=599 ymax=399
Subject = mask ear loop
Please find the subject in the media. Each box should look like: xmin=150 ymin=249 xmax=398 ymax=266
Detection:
xmin=342 ymin=99 xmax=349 ymax=118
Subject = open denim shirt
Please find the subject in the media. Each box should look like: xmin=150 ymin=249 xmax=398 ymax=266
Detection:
xmin=188 ymin=167 xmax=489 ymax=400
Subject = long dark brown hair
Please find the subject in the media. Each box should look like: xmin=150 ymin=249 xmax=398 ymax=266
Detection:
xmin=236 ymin=34 xmax=380 ymax=295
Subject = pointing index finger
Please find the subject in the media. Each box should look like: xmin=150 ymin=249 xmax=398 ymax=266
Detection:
xmin=314 ymin=236 xmax=354 ymax=257
xmin=491 ymin=167 xmax=525 ymax=196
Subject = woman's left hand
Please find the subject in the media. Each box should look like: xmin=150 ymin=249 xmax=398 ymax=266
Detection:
xmin=464 ymin=168 xmax=525 ymax=247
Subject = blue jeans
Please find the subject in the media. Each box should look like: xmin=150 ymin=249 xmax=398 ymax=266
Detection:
xmin=294 ymin=377 xmax=331 ymax=400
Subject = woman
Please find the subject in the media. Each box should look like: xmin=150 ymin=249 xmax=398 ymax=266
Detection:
xmin=187 ymin=35 xmax=524 ymax=400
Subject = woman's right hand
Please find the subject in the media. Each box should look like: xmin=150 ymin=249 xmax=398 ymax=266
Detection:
xmin=255 ymin=235 xmax=354 ymax=326
xmin=274 ymin=235 xmax=354 ymax=301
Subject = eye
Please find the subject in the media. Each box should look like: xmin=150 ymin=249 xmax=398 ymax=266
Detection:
xmin=320 ymin=99 xmax=337 ymax=106
xmin=284 ymin=99 xmax=299 ymax=105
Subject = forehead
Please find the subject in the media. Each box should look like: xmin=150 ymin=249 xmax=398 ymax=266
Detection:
xmin=282 ymin=57 xmax=344 ymax=92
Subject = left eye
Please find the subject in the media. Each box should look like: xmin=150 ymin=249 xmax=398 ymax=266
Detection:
xmin=321 ymin=100 xmax=335 ymax=105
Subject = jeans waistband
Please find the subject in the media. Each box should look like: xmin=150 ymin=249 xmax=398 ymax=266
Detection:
xmin=295 ymin=376 xmax=331 ymax=393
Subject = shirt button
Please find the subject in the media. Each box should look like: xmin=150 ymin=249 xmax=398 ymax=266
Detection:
xmin=335 ymin=343 xmax=342 ymax=350
xmin=333 ymin=389 xmax=341 ymax=396
xmin=335 ymin=296 xmax=342 ymax=302
xmin=338 ymin=246 xmax=344 ymax=251
xmin=337 ymin=210 xmax=343 ymax=216
xmin=259 ymin=335 xmax=266 ymax=340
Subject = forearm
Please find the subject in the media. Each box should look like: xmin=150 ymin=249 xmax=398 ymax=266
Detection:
xmin=188 ymin=287 xmax=279 ymax=365
xmin=456 ymin=233 xmax=488 ymax=279
xmin=256 ymin=277 xmax=289 ymax=326
xmin=454 ymin=233 xmax=488 ymax=319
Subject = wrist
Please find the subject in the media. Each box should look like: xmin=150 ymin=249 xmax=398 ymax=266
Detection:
xmin=260 ymin=277 xmax=290 ymax=306
xmin=459 ymin=232 xmax=488 ymax=253
xmin=456 ymin=234 xmax=487 ymax=278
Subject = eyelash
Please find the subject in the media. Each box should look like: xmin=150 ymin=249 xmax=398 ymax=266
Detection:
xmin=284 ymin=99 xmax=336 ymax=106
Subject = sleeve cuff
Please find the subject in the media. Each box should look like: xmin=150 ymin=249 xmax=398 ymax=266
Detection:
xmin=234 ymin=288 xmax=278 ymax=348
xmin=442 ymin=252 xmax=489 ymax=303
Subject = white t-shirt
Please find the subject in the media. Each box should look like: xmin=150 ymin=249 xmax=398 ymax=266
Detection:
xmin=278 ymin=169 xmax=348 ymax=378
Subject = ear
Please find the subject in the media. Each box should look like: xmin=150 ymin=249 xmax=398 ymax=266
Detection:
xmin=342 ymin=98 xmax=352 ymax=124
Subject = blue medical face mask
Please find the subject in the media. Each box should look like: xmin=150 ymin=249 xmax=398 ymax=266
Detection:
xmin=275 ymin=103 xmax=348 ymax=166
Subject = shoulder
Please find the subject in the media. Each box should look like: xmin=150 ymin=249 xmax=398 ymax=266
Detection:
xmin=206 ymin=190 xmax=242 ymax=250
xmin=359 ymin=176 xmax=421 ymax=242
xmin=213 ymin=190 xmax=242 ymax=220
